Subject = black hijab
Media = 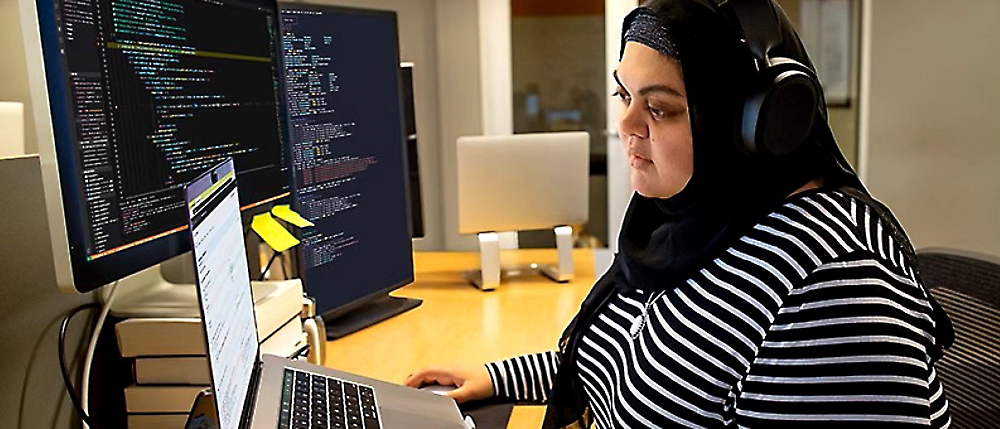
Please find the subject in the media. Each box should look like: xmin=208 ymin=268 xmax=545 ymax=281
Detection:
xmin=614 ymin=0 xmax=862 ymax=294
xmin=541 ymin=1 xmax=951 ymax=428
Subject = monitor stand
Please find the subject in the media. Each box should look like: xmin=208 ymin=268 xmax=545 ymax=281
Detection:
xmin=102 ymin=254 xmax=201 ymax=318
xmin=102 ymin=252 xmax=300 ymax=318
xmin=324 ymin=294 xmax=422 ymax=340
xmin=465 ymin=225 xmax=576 ymax=291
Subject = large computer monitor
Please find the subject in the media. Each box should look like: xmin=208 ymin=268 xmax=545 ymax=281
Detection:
xmin=24 ymin=0 xmax=291 ymax=293
xmin=279 ymin=5 xmax=417 ymax=339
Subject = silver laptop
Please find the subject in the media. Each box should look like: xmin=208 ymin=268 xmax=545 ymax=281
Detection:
xmin=183 ymin=159 xmax=467 ymax=429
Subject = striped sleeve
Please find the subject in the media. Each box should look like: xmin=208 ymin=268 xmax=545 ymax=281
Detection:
xmin=486 ymin=351 xmax=560 ymax=403
xmin=736 ymin=251 xmax=951 ymax=427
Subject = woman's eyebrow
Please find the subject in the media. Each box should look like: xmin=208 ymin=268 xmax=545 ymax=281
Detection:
xmin=639 ymin=84 xmax=684 ymax=98
xmin=612 ymin=71 xmax=628 ymax=93
xmin=613 ymin=70 xmax=684 ymax=98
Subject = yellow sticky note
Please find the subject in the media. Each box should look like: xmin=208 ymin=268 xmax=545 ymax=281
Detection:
xmin=271 ymin=204 xmax=314 ymax=228
xmin=251 ymin=213 xmax=300 ymax=252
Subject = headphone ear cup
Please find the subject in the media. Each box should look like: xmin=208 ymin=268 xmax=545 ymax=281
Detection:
xmin=741 ymin=60 xmax=821 ymax=157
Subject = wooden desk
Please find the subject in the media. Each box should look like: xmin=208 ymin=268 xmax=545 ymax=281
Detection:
xmin=324 ymin=249 xmax=596 ymax=429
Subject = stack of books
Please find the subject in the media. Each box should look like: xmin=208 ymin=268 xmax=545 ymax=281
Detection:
xmin=115 ymin=279 xmax=307 ymax=429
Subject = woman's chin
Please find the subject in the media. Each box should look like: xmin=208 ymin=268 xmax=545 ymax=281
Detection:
xmin=632 ymin=183 xmax=664 ymax=199
xmin=632 ymin=180 xmax=684 ymax=199
xmin=631 ymin=169 xmax=691 ymax=199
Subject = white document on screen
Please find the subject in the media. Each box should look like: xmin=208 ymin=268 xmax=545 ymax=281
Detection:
xmin=192 ymin=184 xmax=257 ymax=429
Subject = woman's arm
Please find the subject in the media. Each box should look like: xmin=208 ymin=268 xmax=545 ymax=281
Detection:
xmin=486 ymin=350 xmax=561 ymax=404
xmin=404 ymin=350 xmax=561 ymax=405
xmin=735 ymin=252 xmax=950 ymax=427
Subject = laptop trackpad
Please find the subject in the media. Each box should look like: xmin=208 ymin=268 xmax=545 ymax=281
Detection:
xmin=378 ymin=389 xmax=467 ymax=429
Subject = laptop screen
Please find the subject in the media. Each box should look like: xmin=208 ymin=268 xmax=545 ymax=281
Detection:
xmin=185 ymin=159 xmax=260 ymax=429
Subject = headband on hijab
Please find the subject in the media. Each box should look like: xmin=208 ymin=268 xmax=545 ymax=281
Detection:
xmin=622 ymin=10 xmax=680 ymax=59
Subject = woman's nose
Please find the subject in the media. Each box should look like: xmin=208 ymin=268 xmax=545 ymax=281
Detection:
xmin=618 ymin=103 xmax=648 ymax=140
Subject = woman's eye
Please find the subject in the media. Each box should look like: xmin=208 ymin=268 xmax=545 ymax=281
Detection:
xmin=648 ymin=105 xmax=683 ymax=121
xmin=648 ymin=105 xmax=665 ymax=119
xmin=612 ymin=90 xmax=630 ymax=104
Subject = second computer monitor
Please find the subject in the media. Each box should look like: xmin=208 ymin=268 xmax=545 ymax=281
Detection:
xmin=280 ymin=5 xmax=414 ymax=328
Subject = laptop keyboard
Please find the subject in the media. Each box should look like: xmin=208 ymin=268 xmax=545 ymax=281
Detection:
xmin=279 ymin=368 xmax=382 ymax=429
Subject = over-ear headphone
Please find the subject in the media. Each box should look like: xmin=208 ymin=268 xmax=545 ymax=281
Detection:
xmin=717 ymin=0 xmax=822 ymax=158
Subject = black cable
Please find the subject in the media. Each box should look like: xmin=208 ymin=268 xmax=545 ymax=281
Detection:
xmin=259 ymin=251 xmax=281 ymax=281
xmin=59 ymin=303 xmax=101 ymax=429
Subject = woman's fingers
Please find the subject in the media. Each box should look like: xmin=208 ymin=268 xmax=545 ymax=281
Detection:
xmin=445 ymin=385 xmax=474 ymax=404
xmin=405 ymin=364 xmax=494 ymax=404
xmin=403 ymin=366 xmax=461 ymax=387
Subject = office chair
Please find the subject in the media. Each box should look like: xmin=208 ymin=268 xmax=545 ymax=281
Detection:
xmin=917 ymin=248 xmax=1000 ymax=428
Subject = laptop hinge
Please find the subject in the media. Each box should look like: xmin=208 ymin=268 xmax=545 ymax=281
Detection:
xmin=240 ymin=360 xmax=264 ymax=428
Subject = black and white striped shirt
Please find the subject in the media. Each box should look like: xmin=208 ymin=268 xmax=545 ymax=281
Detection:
xmin=486 ymin=190 xmax=951 ymax=428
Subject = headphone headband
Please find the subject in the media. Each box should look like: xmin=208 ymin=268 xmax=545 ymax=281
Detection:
xmin=714 ymin=0 xmax=821 ymax=158
xmin=722 ymin=0 xmax=783 ymax=66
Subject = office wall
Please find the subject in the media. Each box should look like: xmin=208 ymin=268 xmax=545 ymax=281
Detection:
xmin=438 ymin=0 xmax=485 ymax=251
xmin=0 ymin=0 xmax=36 ymax=153
xmin=479 ymin=0 xmax=513 ymax=137
xmin=0 ymin=268 xmax=94 ymax=429
xmin=0 ymin=160 xmax=96 ymax=429
xmin=861 ymin=0 xmax=1000 ymax=256
xmin=0 ymin=238 xmax=95 ymax=429
xmin=0 ymin=2 xmax=98 ymax=429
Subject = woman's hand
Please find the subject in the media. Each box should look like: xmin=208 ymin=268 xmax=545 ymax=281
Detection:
xmin=404 ymin=364 xmax=495 ymax=404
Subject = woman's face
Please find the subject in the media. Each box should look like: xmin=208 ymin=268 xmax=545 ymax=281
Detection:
xmin=615 ymin=42 xmax=693 ymax=199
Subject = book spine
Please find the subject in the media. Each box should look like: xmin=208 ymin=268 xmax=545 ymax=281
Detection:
xmin=131 ymin=317 xmax=305 ymax=385
xmin=124 ymin=385 xmax=207 ymax=413
xmin=127 ymin=413 xmax=190 ymax=429
xmin=134 ymin=357 xmax=210 ymax=385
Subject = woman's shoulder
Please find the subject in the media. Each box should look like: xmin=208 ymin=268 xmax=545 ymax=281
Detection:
xmin=736 ymin=188 xmax=918 ymax=282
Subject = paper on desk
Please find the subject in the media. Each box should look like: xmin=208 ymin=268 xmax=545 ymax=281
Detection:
xmin=251 ymin=213 xmax=300 ymax=252
xmin=271 ymin=204 xmax=314 ymax=228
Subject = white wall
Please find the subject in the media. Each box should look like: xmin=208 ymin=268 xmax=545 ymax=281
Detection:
xmin=861 ymin=0 xmax=1000 ymax=257
xmin=606 ymin=0 xmax=639 ymax=252
xmin=478 ymin=0 xmax=512 ymax=136
xmin=437 ymin=0 xmax=485 ymax=250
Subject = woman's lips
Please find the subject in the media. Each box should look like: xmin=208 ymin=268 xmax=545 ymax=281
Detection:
xmin=629 ymin=153 xmax=652 ymax=168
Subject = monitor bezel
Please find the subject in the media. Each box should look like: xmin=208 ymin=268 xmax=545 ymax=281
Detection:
xmin=278 ymin=3 xmax=416 ymax=317
xmin=30 ymin=0 xmax=293 ymax=293
xmin=400 ymin=63 xmax=426 ymax=240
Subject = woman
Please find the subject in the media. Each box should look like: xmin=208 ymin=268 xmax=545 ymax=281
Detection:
xmin=406 ymin=0 xmax=953 ymax=427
